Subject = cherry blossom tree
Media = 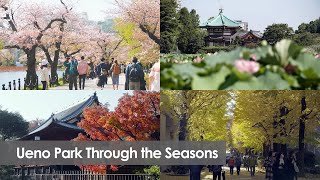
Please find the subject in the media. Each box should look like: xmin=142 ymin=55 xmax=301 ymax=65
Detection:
xmin=114 ymin=0 xmax=160 ymax=45
xmin=0 ymin=0 xmax=70 ymax=87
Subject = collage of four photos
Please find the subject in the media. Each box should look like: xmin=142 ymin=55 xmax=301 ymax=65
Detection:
xmin=0 ymin=0 xmax=319 ymax=179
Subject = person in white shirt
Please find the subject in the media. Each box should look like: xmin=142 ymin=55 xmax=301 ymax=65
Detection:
xmin=39 ymin=59 xmax=50 ymax=90
xmin=149 ymin=60 xmax=160 ymax=91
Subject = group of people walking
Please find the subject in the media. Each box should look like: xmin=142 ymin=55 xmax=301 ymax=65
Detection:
xmin=64 ymin=56 xmax=160 ymax=91
xmin=38 ymin=55 xmax=160 ymax=91
xmin=264 ymin=151 xmax=299 ymax=180
xmin=227 ymin=155 xmax=257 ymax=176
xmin=207 ymin=151 xmax=298 ymax=180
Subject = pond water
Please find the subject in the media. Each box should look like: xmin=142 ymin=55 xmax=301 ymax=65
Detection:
xmin=0 ymin=70 xmax=64 ymax=89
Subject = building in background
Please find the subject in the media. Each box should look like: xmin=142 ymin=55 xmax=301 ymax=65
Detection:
xmin=200 ymin=9 xmax=262 ymax=47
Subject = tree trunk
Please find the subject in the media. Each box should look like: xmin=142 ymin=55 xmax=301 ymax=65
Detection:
xmin=178 ymin=92 xmax=188 ymax=141
xmin=25 ymin=47 xmax=37 ymax=89
xmin=298 ymin=96 xmax=306 ymax=176
xmin=50 ymin=49 xmax=60 ymax=85
xmin=178 ymin=112 xmax=187 ymax=141
xmin=51 ymin=40 xmax=63 ymax=85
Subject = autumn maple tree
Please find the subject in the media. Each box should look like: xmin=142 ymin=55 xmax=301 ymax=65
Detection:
xmin=74 ymin=91 xmax=160 ymax=173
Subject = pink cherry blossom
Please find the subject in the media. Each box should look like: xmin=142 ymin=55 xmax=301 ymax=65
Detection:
xmin=234 ymin=59 xmax=260 ymax=73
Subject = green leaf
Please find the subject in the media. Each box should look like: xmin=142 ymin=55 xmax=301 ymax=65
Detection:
xmin=192 ymin=66 xmax=231 ymax=90
xmin=290 ymin=53 xmax=320 ymax=79
xmin=228 ymin=71 xmax=290 ymax=90
xmin=204 ymin=48 xmax=242 ymax=67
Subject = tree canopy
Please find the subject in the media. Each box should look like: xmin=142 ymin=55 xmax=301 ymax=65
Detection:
xmin=74 ymin=91 xmax=160 ymax=173
xmin=263 ymin=24 xmax=294 ymax=45
xmin=0 ymin=108 xmax=28 ymax=141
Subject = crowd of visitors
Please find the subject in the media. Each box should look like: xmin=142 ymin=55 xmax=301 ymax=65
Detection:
xmin=39 ymin=55 xmax=160 ymax=91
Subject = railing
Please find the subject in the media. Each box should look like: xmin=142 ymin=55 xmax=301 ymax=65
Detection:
xmin=2 ymin=78 xmax=22 ymax=90
xmin=33 ymin=172 xmax=156 ymax=180
xmin=1 ymin=74 xmax=65 ymax=90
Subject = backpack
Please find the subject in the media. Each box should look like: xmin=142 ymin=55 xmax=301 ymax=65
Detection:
xmin=99 ymin=63 xmax=108 ymax=76
xmin=78 ymin=61 xmax=88 ymax=75
xmin=69 ymin=60 xmax=79 ymax=75
xmin=129 ymin=63 xmax=140 ymax=82
xmin=113 ymin=64 xmax=121 ymax=75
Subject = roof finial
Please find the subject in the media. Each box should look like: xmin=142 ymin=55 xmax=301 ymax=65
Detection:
xmin=219 ymin=8 xmax=223 ymax=14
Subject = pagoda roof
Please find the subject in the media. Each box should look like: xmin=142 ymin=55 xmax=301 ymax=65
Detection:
xmin=200 ymin=9 xmax=240 ymax=27
xmin=20 ymin=93 xmax=99 ymax=140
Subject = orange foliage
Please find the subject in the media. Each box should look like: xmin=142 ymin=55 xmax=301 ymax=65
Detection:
xmin=74 ymin=91 xmax=160 ymax=173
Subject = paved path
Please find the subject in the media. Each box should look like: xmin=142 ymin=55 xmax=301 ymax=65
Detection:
xmin=50 ymin=73 xmax=126 ymax=90
xmin=201 ymin=167 xmax=265 ymax=180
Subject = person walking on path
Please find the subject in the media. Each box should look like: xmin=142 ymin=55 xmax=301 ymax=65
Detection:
xmin=264 ymin=152 xmax=274 ymax=180
xmin=189 ymin=165 xmax=203 ymax=180
xmin=39 ymin=59 xmax=50 ymax=90
xmin=95 ymin=58 xmax=108 ymax=89
xmin=235 ymin=156 xmax=242 ymax=175
xmin=211 ymin=165 xmax=222 ymax=180
xmin=288 ymin=152 xmax=299 ymax=180
xmin=137 ymin=61 xmax=146 ymax=90
xmin=228 ymin=156 xmax=235 ymax=175
xmin=125 ymin=57 xmax=144 ymax=90
xmin=77 ymin=56 xmax=88 ymax=90
xmin=149 ymin=60 xmax=160 ymax=91
xmin=64 ymin=56 xmax=79 ymax=90
xmin=88 ymin=60 xmax=95 ymax=79
xmin=243 ymin=155 xmax=249 ymax=172
xmin=273 ymin=153 xmax=288 ymax=180
xmin=110 ymin=59 xmax=121 ymax=90
xmin=248 ymin=154 xmax=257 ymax=177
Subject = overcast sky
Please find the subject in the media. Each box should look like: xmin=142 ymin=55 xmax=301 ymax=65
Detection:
xmin=181 ymin=0 xmax=320 ymax=32
xmin=15 ymin=0 xmax=117 ymax=21
xmin=0 ymin=91 xmax=132 ymax=121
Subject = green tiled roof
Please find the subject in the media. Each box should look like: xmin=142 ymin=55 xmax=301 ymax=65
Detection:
xmin=202 ymin=10 xmax=240 ymax=27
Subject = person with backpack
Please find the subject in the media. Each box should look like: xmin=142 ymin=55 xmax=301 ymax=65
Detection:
xmin=228 ymin=156 xmax=235 ymax=175
xmin=125 ymin=57 xmax=144 ymax=90
xmin=64 ymin=56 xmax=78 ymax=90
xmin=110 ymin=59 xmax=121 ymax=90
xmin=77 ymin=56 xmax=89 ymax=90
xmin=95 ymin=58 xmax=108 ymax=89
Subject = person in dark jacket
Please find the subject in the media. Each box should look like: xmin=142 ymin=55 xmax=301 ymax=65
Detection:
xmin=273 ymin=153 xmax=288 ymax=180
xmin=235 ymin=156 xmax=242 ymax=175
xmin=189 ymin=165 xmax=203 ymax=180
xmin=211 ymin=165 xmax=222 ymax=180
xmin=64 ymin=56 xmax=78 ymax=90
xmin=95 ymin=58 xmax=108 ymax=88
xmin=125 ymin=57 xmax=144 ymax=90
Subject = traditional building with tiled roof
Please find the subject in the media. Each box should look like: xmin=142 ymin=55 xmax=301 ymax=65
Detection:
xmin=200 ymin=9 xmax=263 ymax=47
xmin=20 ymin=93 xmax=99 ymax=140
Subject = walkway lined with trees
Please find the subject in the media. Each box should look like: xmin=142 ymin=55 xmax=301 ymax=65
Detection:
xmin=161 ymin=91 xmax=320 ymax=179
xmin=0 ymin=0 xmax=160 ymax=90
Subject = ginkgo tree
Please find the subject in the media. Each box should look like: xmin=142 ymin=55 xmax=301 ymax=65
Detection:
xmin=232 ymin=90 xmax=320 ymax=175
xmin=161 ymin=90 xmax=230 ymax=141
xmin=74 ymin=91 xmax=160 ymax=173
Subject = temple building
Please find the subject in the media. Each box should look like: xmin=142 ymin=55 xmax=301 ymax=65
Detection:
xmin=231 ymin=30 xmax=263 ymax=46
xmin=200 ymin=9 xmax=262 ymax=47
xmin=20 ymin=93 xmax=99 ymax=141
